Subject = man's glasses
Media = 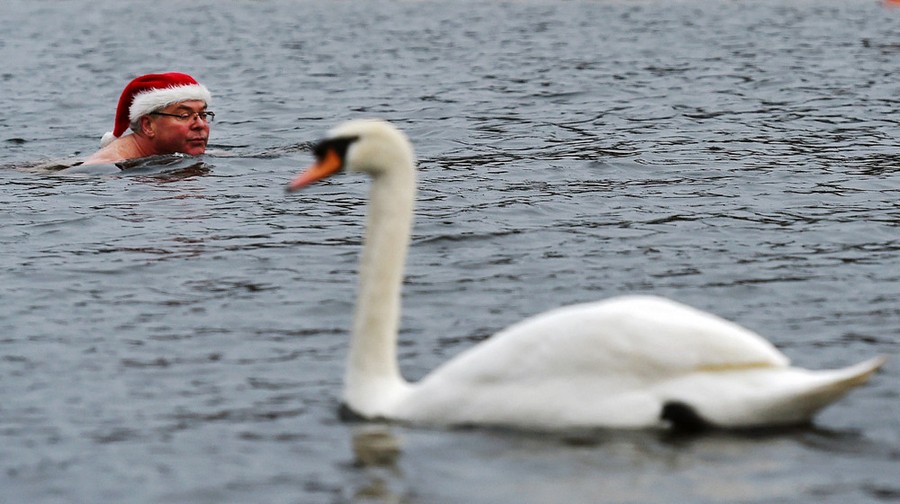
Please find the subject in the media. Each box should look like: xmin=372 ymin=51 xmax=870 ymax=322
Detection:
xmin=150 ymin=111 xmax=215 ymax=122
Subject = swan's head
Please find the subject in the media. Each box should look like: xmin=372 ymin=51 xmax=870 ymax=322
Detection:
xmin=287 ymin=119 xmax=415 ymax=191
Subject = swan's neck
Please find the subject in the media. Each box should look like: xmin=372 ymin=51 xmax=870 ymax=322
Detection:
xmin=345 ymin=164 xmax=416 ymax=414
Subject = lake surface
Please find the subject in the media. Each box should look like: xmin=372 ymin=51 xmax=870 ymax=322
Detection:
xmin=2 ymin=0 xmax=899 ymax=502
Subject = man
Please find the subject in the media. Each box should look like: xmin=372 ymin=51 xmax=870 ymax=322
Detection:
xmin=83 ymin=72 xmax=213 ymax=165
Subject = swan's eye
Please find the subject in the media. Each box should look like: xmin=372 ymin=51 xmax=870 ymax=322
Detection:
xmin=312 ymin=136 xmax=359 ymax=163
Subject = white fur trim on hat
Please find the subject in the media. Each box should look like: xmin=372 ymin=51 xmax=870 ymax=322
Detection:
xmin=99 ymin=130 xmax=133 ymax=148
xmin=100 ymin=131 xmax=116 ymax=148
xmin=128 ymin=84 xmax=212 ymax=122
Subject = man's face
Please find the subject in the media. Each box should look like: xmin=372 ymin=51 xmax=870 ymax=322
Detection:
xmin=146 ymin=100 xmax=210 ymax=156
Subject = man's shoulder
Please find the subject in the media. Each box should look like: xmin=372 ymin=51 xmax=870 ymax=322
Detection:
xmin=83 ymin=135 xmax=142 ymax=165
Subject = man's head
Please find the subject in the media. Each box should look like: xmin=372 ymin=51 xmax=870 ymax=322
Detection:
xmin=100 ymin=72 xmax=212 ymax=155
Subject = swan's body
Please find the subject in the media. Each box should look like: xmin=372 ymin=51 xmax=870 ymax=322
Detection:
xmin=288 ymin=119 xmax=885 ymax=430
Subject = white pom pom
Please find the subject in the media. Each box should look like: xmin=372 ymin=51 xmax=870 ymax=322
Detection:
xmin=100 ymin=131 xmax=116 ymax=148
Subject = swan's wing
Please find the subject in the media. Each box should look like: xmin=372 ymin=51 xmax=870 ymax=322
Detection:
xmin=431 ymin=295 xmax=789 ymax=383
xmin=399 ymin=295 xmax=791 ymax=428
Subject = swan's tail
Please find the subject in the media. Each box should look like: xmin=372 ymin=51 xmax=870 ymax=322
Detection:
xmin=820 ymin=356 xmax=887 ymax=389
xmin=663 ymin=356 xmax=887 ymax=429
xmin=786 ymin=356 xmax=887 ymax=416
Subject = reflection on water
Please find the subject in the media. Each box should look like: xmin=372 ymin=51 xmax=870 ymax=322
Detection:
xmin=353 ymin=426 xmax=404 ymax=469
xmin=7 ymin=153 xmax=213 ymax=181
xmin=352 ymin=426 xmax=407 ymax=502
xmin=123 ymin=160 xmax=213 ymax=183
xmin=343 ymin=421 xmax=895 ymax=504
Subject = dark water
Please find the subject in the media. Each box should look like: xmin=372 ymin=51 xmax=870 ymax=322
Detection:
xmin=2 ymin=0 xmax=899 ymax=502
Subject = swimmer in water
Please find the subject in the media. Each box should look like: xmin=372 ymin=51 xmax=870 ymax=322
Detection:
xmin=83 ymin=72 xmax=213 ymax=166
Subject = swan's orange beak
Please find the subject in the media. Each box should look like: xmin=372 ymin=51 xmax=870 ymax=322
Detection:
xmin=287 ymin=148 xmax=343 ymax=192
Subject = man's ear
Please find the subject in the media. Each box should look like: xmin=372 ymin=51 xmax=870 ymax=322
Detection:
xmin=139 ymin=115 xmax=155 ymax=137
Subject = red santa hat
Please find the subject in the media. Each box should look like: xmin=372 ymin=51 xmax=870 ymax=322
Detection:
xmin=100 ymin=72 xmax=212 ymax=147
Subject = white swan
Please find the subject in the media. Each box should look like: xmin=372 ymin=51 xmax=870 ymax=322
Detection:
xmin=287 ymin=119 xmax=885 ymax=430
